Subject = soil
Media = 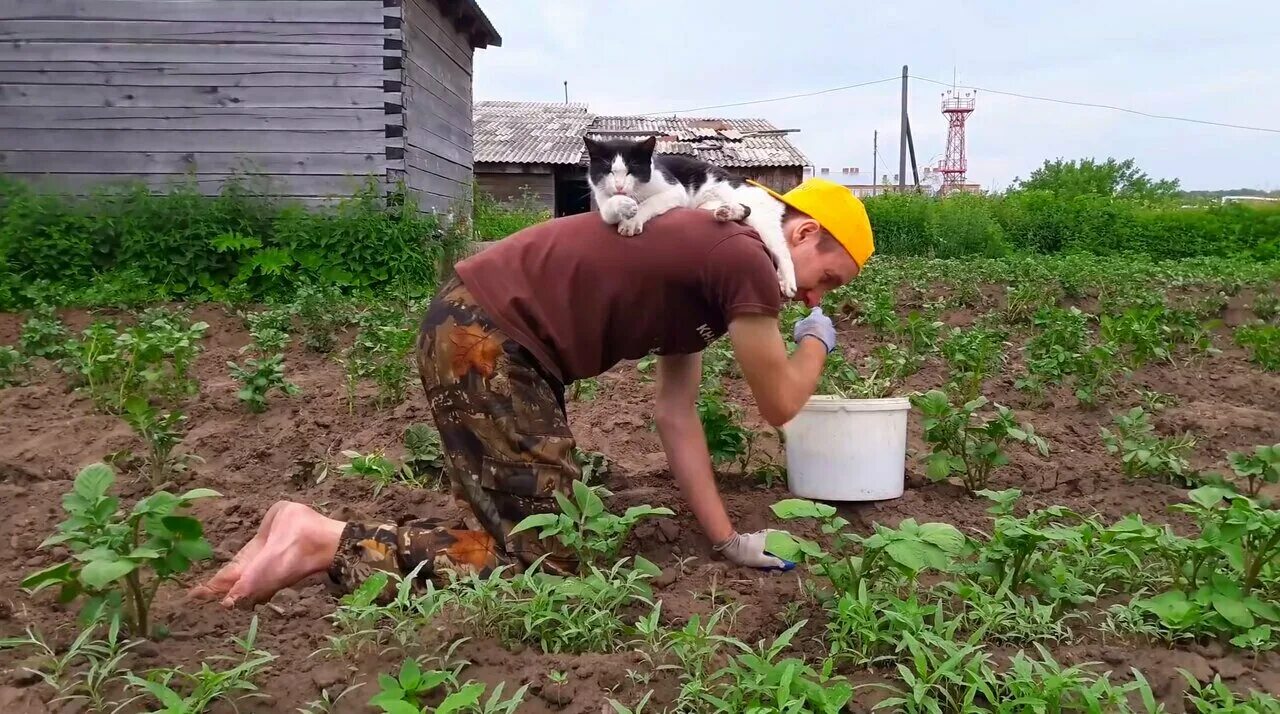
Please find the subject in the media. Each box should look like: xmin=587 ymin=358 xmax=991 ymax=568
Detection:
xmin=0 ymin=296 xmax=1278 ymax=714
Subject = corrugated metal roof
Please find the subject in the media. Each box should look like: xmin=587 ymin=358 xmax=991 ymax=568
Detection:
xmin=587 ymin=115 xmax=808 ymax=168
xmin=473 ymin=101 xmax=594 ymax=164
xmin=473 ymin=101 xmax=808 ymax=168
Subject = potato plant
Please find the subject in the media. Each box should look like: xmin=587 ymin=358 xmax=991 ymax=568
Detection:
xmin=1227 ymin=443 xmax=1280 ymax=497
xmin=65 ymin=310 xmax=209 ymax=412
xmin=228 ymin=353 xmax=300 ymax=412
xmin=121 ymin=396 xmax=201 ymax=486
xmin=510 ymin=480 xmax=672 ymax=566
xmin=21 ymin=463 xmax=218 ymax=638
xmin=912 ymin=389 xmax=1049 ymax=493
xmin=1100 ymin=407 xmax=1197 ymax=484
xmin=0 ymin=344 xmax=28 ymax=386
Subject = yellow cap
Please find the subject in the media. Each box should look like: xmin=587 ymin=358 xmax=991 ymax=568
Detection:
xmin=748 ymin=178 xmax=875 ymax=266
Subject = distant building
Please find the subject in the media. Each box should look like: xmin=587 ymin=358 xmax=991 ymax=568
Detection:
xmin=804 ymin=166 xmax=980 ymax=197
xmin=474 ymin=101 xmax=808 ymax=216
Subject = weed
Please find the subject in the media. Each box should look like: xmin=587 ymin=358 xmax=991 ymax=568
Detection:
xmin=510 ymin=480 xmax=672 ymax=566
xmin=0 ymin=344 xmax=28 ymax=386
xmin=228 ymin=353 xmax=300 ymax=412
xmin=1101 ymin=406 xmax=1197 ymax=483
xmin=343 ymin=308 xmax=416 ymax=407
xmin=22 ymin=463 xmax=218 ymax=638
xmin=701 ymin=621 xmax=853 ymax=714
xmin=121 ymin=396 xmax=201 ymax=486
xmin=994 ymin=645 xmax=1149 ymax=712
xmin=913 ymin=389 xmax=1049 ymax=493
xmin=571 ymin=377 xmax=599 ymax=401
xmin=697 ymin=380 xmax=749 ymax=465
xmin=403 ymin=423 xmax=446 ymax=483
xmin=574 ymin=448 xmax=611 ymax=485
xmin=293 ymin=283 xmax=348 ymax=353
xmin=868 ymin=632 xmax=997 ymax=713
xmin=339 ymin=449 xmax=427 ymax=496
xmin=1136 ymin=388 xmax=1178 ymax=412
xmin=125 ymin=615 xmax=275 ymax=713
xmin=1182 ymin=672 xmax=1280 ymax=713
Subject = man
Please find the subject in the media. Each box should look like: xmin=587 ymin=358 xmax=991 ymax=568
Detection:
xmin=191 ymin=178 xmax=873 ymax=608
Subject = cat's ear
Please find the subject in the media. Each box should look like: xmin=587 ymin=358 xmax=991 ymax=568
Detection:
xmin=583 ymin=136 xmax=602 ymax=158
xmin=636 ymin=136 xmax=658 ymax=155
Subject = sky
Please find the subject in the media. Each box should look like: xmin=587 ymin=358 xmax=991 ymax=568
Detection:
xmin=471 ymin=1 xmax=1280 ymax=192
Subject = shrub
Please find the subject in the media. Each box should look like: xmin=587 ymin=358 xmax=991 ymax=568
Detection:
xmin=473 ymin=187 xmax=550 ymax=240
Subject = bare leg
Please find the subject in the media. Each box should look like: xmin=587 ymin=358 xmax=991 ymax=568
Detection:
xmin=189 ymin=501 xmax=344 ymax=608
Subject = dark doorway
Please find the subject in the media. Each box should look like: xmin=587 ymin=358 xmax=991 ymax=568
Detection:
xmin=554 ymin=169 xmax=591 ymax=217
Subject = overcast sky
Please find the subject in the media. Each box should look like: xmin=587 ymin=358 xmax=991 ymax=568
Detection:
xmin=472 ymin=1 xmax=1280 ymax=192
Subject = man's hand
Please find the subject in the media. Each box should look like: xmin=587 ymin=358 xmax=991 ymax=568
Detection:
xmin=714 ymin=530 xmax=795 ymax=571
xmin=793 ymin=307 xmax=836 ymax=353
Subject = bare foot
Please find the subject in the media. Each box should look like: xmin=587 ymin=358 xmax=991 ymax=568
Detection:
xmin=189 ymin=501 xmax=345 ymax=609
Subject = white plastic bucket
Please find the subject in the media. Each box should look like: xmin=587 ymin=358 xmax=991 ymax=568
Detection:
xmin=783 ymin=395 xmax=911 ymax=501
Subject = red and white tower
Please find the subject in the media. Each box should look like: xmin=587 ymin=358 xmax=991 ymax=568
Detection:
xmin=938 ymin=90 xmax=975 ymax=194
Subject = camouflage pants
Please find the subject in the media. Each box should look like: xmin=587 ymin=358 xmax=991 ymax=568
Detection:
xmin=328 ymin=278 xmax=580 ymax=593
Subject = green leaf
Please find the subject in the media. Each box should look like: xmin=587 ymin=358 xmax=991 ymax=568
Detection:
xmin=161 ymin=516 xmax=204 ymax=540
xmin=174 ymin=538 xmax=213 ymax=562
xmin=764 ymin=531 xmax=804 ymax=561
xmin=509 ymin=513 xmax=560 ymax=537
xmin=632 ymin=555 xmax=661 ymax=578
xmin=1137 ymin=590 xmax=1193 ymax=624
xmin=915 ymin=522 xmax=965 ymax=553
xmin=345 ymin=571 xmax=390 ymax=608
xmin=884 ymin=540 xmax=928 ymax=572
xmin=1187 ymin=485 xmax=1233 ymax=508
xmin=21 ymin=562 xmax=74 ymax=593
xmin=436 ymin=682 xmax=485 ymax=714
xmin=80 ymin=559 xmax=137 ymax=589
xmin=1211 ymin=592 xmax=1255 ymax=629
xmin=770 ymin=499 xmax=837 ymax=520
xmin=73 ymin=463 xmax=115 ymax=500
xmin=177 ymin=488 xmax=221 ymax=502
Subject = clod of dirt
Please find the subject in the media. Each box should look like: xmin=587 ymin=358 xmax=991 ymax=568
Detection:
xmin=1168 ymin=650 xmax=1215 ymax=684
xmin=7 ymin=656 xmax=50 ymax=686
xmin=655 ymin=518 xmax=680 ymax=543
xmin=0 ymin=686 xmax=49 ymax=714
xmin=310 ymin=662 xmax=348 ymax=691
xmin=1210 ymin=658 xmax=1249 ymax=680
xmin=536 ymin=683 xmax=573 ymax=709
xmin=652 ymin=568 xmax=678 ymax=589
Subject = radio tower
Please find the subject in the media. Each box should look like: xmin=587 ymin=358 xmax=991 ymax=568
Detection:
xmin=938 ymin=89 xmax=976 ymax=194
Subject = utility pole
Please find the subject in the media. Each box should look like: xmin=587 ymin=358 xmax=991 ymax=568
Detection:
xmin=898 ymin=64 xmax=908 ymax=192
xmin=563 ymin=81 xmax=569 ymax=103
xmin=872 ymin=130 xmax=878 ymax=197
xmin=906 ymin=115 xmax=920 ymax=189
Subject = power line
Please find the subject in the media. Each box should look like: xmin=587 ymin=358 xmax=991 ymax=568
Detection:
xmin=910 ymin=75 xmax=1280 ymax=135
xmin=641 ymin=76 xmax=899 ymax=116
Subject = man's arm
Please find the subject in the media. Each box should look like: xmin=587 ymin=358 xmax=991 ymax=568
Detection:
xmin=728 ymin=314 xmax=827 ymax=427
xmin=654 ymin=352 xmax=734 ymax=544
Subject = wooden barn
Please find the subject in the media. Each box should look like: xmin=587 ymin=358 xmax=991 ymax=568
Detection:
xmin=0 ymin=0 xmax=500 ymax=213
xmin=474 ymin=100 xmax=808 ymax=217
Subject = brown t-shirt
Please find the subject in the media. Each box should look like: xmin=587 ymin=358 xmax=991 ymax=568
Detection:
xmin=455 ymin=208 xmax=781 ymax=382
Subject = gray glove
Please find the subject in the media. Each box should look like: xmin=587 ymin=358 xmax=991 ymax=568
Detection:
xmin=714 ymin=530 xmax=796 ymax=571
xmin=793 ymin=307 xmax=836 ymax=353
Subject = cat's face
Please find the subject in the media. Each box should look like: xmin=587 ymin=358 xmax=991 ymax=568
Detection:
xmin=584 ymin=137 xmax=656 ymax=197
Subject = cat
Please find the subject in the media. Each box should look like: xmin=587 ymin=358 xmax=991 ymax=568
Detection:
xmin=583 ymin=136 xmax=797 ymax=298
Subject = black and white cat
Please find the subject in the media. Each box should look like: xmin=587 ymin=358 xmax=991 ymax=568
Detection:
xmin=584 ymin=136 xmax=796 ymax=297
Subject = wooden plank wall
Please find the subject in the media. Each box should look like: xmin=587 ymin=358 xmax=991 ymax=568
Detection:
xmin=475 ymin=170 xmax=554 ymax=212
xmin=0 ymin=0 xmax=397 ymax=201
xmin=397 ymin=0 xmax=474 ymax=214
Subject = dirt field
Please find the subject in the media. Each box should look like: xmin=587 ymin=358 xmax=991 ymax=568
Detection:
xmin=1 ymin=293 xmax=1278 ymax=713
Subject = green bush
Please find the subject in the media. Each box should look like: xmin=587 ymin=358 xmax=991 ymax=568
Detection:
xmin=860 ymin=189 xmax=1278 ymax=261
xmin=0 ymin=176 xmax=460 ymax=310
xmin=472 ymin=187 xmax=550 ymax=241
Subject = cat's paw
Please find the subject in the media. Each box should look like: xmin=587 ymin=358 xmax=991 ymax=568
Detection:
xmin=602 ymin=195 xmax=638 ymax=223
xmin=617 ymin=215 xmax=646 ymax=236
xmin=778 ymin=271 xmax=797 ymax=298
xmin=713 ymin=203 xmax=750 ymax=222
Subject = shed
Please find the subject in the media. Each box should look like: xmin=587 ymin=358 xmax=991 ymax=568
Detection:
xmin=473 ymin=100 xmax=595 ymax=217
xmin=474 ymin=100 xmax=808 ymax=217
xmin=0 ymin=0 xmax=500 ymax=213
